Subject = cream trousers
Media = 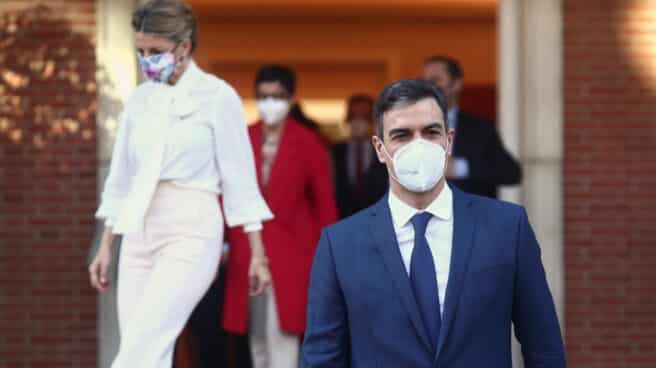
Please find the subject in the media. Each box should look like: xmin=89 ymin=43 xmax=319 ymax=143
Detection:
xmin=249 ymin=287 xmax=300 ymax=368
xmin=111 ymin=182 xmax=223 ymax=368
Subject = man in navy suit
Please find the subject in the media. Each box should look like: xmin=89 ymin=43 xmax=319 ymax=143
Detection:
xmin=301 ymin=79 xmax=565 ymax=368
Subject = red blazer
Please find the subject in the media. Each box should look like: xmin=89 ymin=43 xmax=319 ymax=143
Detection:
xmin=223 ymin=118 xmax=338 ymax=335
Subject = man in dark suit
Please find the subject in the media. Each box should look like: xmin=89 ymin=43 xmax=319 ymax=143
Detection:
xmin=423 ymin=55 xmax=521 ymax=198
xmin=301 ymin=80 xmax=565 ymax=368
xmin=332 ymin=94 xmax=388 ymax=219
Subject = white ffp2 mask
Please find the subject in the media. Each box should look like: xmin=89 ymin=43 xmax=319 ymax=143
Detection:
xmin=257 ymin=97 xmax=291 ymax=126
xmin=383 ymin=139 xmax=447 ymax=193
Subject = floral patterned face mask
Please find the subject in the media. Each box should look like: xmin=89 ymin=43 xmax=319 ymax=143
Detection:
xmin=137 ymin=48 xmax=177 ymax=83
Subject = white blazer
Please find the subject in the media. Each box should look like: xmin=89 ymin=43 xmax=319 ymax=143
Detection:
xmin=96 ymin=61 xmax=273 ymax=234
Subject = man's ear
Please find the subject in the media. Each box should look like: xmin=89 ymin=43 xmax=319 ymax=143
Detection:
xmin=372 ymin=135 xmax=386 ymax=164
xmin=446 ymin=128 xmax=455 ymax=156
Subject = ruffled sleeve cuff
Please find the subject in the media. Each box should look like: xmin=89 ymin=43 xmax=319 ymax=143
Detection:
xmin=222 ymin=192 xmax=274 ymax=230
xmin=94 ymin=196 xmax=124 ymax=228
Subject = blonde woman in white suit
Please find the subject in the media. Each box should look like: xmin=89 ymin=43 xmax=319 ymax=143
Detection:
xmin=88 ymin=1 xmax=273 ymax=367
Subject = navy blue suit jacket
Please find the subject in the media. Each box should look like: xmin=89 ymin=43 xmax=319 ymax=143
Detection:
xmin=301 ymin=187 xmax=565 ymax=368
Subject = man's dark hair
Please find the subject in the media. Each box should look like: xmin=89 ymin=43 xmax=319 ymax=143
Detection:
xmin=424 ymin=55 xmax=463 ymax=81
xmin=254 ymin=64 xmax=296 ymax=96
xmin=346 ymin=93 xmax=374 ymax=121
xmin=374 ymin=79 xmax=449 ymax=138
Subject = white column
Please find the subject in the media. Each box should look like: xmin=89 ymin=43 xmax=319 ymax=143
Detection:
xmin=497 ymin=0 xmax=522 ymax=206
xmin=95 ymin=0 xmax=138 ymax=367
xmin=497 ymin=1 xmax=523 ymax=366
xmin=498 ymin=0 xmax=564 ymax=366
xmin=520 ymin=0 xmax=564 ymax=325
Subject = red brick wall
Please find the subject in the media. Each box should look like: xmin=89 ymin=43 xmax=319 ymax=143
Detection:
xmin=564 ymin=1 xmax=656 ymax=367
xmin=0 ymin=1 xmax=98 ymax=367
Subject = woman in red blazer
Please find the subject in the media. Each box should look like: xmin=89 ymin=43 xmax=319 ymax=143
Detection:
xmin=223 ymin=62 xmax=337 ymax=368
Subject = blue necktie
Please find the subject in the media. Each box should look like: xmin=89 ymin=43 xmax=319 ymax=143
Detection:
xmin=409 ymin=212 xmax=441 ymax=349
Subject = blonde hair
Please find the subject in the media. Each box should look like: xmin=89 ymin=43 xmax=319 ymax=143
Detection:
xmin=132 ymin=0 xmax=198 ymax=53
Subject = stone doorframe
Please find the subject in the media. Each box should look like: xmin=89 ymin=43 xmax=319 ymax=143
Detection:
xmin=498 ymin=0 xmax=564 ymax=366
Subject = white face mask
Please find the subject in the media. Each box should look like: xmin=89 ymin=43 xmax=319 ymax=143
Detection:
xmin=382 ymin=138 xmax=448 ymax=193
xmin=257 ymin=97 xmax=291 ymax=126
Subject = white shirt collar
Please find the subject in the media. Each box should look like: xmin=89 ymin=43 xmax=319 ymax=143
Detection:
xmin=388 ymin=184 xmax=453 ymax=229
xmin=173 ymin=60 xmax=201 ymax=93
xmin=145 ymin=60 xmax=201 ymax=117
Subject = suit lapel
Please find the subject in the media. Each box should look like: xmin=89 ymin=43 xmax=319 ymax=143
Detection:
xmin=262 ymin=119 xmax=296 ymax=205
xmin=435 ymin=188 xmax=477 ymax=359
xmin=369 ymin=196 xmax=434 ymax=354
xmin=250 ymin=123 xmax=264 ymax=189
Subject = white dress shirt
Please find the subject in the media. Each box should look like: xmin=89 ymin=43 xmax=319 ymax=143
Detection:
xmin=388 ymin=185 xmax=454 ymax=315
xmin=96 ymin=61 xmax=273 ymax=234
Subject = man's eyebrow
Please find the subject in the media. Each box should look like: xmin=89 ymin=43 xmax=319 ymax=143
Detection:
xmin=425 ymin=122 xmax=443 ymax=130
xmin=388 ymin=128 xmax=410 ymax=135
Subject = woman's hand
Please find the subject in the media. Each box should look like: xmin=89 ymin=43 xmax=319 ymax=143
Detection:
xmin=246 ymin=229 xmax=271 ymax=296
xmin=248 ymin=256 xmax=271 ymax=296
xmin=89 ymin=226 xmax=115 ymax=293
